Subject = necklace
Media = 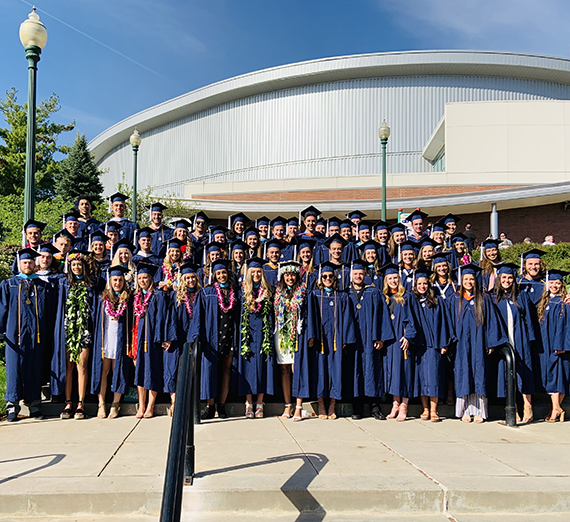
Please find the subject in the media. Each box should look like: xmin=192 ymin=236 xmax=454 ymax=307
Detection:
xmin=214 ymin=282 xmax=236 ymax=312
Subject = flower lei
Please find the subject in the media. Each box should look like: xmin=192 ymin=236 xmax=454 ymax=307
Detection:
xmin=103 ymin=295 xmax=128 ymax=320
xmin=183 ymin=291 xmax=196 ymax=317
xmin=214 ymin=282 xmax=236 ymax=313
xmin=65 ymin=282 xmax=91 ymax=364
xmin=162 ymin=263 xmax=179 ymax=286
xmin=240 ymin=286 xmax=273 ymax=359
xmin=130 ymin=289 xmax=154 ymax=360
xmin=274 ymin=284 xmax=306 ymax=355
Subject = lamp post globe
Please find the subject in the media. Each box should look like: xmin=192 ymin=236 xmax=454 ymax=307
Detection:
xmin=378 ymin=119 xmax=390 ymax=221
xmin=130 ymin=129 xmax=141 ymax=223
xmin=20 ymin=7 xmax=47 ymax=242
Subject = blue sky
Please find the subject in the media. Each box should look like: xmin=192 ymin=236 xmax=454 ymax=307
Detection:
xmin=1 ymin=0 xmax=569 ymax=144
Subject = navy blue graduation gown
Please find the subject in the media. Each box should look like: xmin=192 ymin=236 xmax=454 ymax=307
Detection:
xmin=518 ymin=277 xmax=545 ymax=306
xmin=263 ymin=264 xmax=279 ymax=287
xmin=51 ymin=278 xmax=96 ymax=396
xmin=237 ymin=295 xmax=275 ymax=395
xmin=433 ymin=280 xmax=456 ymax=301
xmin=151 ymin=225 xmax=174 ymax=256
xmin=308 ymin=289 xmax=356 ymax=400
xmin=535 ymin=296 xmax=570 ymax=394
xmin=133 ymin=290 xmax=176 ymax=392
xmin=167 ymin=290 xmax=199 ymax=393
xmin=384 ymin=293 xmax=418 ymax=398
xmin=494 ymin=292 xmax=536 ymax=396
xmin=349 ymin=286 xmax=394 ymax=398
xmin=190 ymin=286 xmax=240 ymax=400
xmin=79 ymin=217 xmax=102 ymax=238
xmin=411 ymin=295 xmax=451 ymax=398
xmin=447 ymin=293 xmax=507 ymax=398
xmin=290 ymin=291 xmax=316 ymax=399
xmin=90 ymin=295 xmax=133 ymax=395
xmin=376 ymin=245 xmax=389 ymax=267
xmin=107 ymin=218 xmax=138 ymax=243
xmin=0 ymin=276 xmax=54 ymax=403
xmin=342 ymin=243 xmax=359 ymax=264
xmin=401 ymin=267 xmax=414 ymax=292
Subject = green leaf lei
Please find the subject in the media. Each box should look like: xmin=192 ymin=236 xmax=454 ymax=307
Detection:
xmin=64 ymin=282 xmax=91 ymax=364
xmin=240 ymin=298 xmax=273 ymax=360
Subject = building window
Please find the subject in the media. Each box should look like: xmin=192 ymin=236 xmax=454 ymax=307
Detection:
xmin=432 ymin=147 xmax=445 ymax=172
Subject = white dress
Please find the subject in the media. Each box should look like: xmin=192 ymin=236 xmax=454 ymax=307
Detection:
xmin=103 ymin=311 xmax=119 ymax=360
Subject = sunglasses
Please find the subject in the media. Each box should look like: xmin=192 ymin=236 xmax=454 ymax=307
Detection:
xmin=321 ymin=274 xmax=335 ymax=280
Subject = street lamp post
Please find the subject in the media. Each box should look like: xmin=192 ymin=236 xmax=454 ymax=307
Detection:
xmin=130 ymin=128 xmax=141 ymax=223
xmin=19 ymin=7 xmax=47 ymax=234
xmin=378 ymin=119 xmax=390 ymax=222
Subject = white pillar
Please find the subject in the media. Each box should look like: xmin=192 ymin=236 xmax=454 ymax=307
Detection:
xmin=490 ymin=203 xmax=499 ymax=239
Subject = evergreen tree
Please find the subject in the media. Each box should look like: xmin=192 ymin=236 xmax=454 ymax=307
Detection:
xmin=54 ymin=132 xmax=104 ymax=201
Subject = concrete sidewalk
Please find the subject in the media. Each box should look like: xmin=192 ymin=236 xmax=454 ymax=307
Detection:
xmin=2 ymin=408 xmax=570 ymax=521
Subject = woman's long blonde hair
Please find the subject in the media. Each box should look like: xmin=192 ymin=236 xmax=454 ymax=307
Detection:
xmin=537 ymin=283 xmax=567 ymax=323
xmin=101 ymin=278 xmax=130 ymax=304
xmin=111 ymin=248 xmax=136 ymax=283
xmin=176 ymin=274 xmax=201 ymax=306
xmin=242 ymin=267 xmax=272 ymax=311
xmin=164 ymin=248 xmax=182 ymax=270
xmin=383 ymin=276 xmax=406 ymax=305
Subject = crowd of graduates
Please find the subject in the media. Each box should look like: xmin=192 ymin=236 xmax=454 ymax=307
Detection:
xmin=2 ymin=192 xmax=569 ymax=425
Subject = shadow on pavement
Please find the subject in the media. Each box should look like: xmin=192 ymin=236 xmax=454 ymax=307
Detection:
xmin=0 ymin=454 xmax=66 ymax=484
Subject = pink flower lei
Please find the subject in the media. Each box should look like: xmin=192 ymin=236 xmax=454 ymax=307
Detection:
xmin=162 ymin=263 xmax=179 ymax=285
xmin=134 ymin=288 xmax=154 ymax=318
xmin=103 ymin=295 xmax=128 ymax=321
xmin=214 ymin=282 xmax=236 ymax=312
xmin=248 ymin=284 xmax=267 ymax=313
xmin=183 ymin=291 xmax=196 ymax=317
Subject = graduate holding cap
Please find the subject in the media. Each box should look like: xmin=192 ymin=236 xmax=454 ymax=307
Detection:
xmin=381 ymin=263 xmax=418 ymax=422
xmin=349 ymin=259 xmax=394 ymax=420
xmin=448 ymin=264 xmax=507 ymax=423
xmin=107 ymin=192 xmax=139 ymax=243
xmin=132 ymin=262 xmax=176 ymax=418
xmin=91 ymin=265 xmax=133 ymax=419
xmin=0 ymin=248 xmax=53 ymax=421
xmin=238 ymin=257 xmax=275 ymax=419
xmin=52 ymin=250 xmax=96 ymax=420
xmin=491 ymin=263 xmax=536 ymax=424
xmin=536 ymin=269 xmax=570 ymax=422
xmin=411 ymin=268 xmax=451 ymax=422
xmin=191 ymin=258 xmax=240 ymax=420
xmin=309 ymin=261 xmax=356 ymax=420
xmin=168 ymin=262 xmax=201 ymax=415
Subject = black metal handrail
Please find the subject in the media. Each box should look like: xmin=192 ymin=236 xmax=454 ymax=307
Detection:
xmin=160 ymin=341 xmax=198 ymax=522
xmin=497 ymin=342 xmax=517 ymax=427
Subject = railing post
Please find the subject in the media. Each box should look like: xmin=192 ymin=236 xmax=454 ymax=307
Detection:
xmin=194 ymin=340 xmax=201 ymax=425
xmin=498 ymin=343 xmax=517 ymax=427
xmin=184 ymin=344 xmax=197 ymax=484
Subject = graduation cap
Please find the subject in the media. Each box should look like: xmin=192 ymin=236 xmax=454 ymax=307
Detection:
xmin=495 ymin=262 xmax=519 ymax=276
xmin=520 ymin=248 xmax=547 ymax=272
xmin=108 ymin=192 xmax=129 ymax=211
xmin=244 ymin=256 xmax=265 ymax=269
xmin=160 ymin=238 xmax=185 ymax=256
xmin=228 ymin=212 xmax=249 ymax=229
xmin=414 ymin=267 xmax=432 ymax=279
xmin=357 ymin=240 xmax=380 ymax=252
xmin=441 ymin=213 xmax=461 ymax=225
xmin=373 ymin=220 xmax=390 ymax=232
xmin=147 ymin=202 xmax=168 ymax=213
xmin=318 ymin=261 xmax=337 ymax=274
xmin=481 ymin=239 xmax=499 ymax=250
xmin=111 ymin=238 xmax=135 ymax=258
xmin=380 ymin=262 xmax=400 ymax=276
xmin=136 ymin=226 xmax=155 ymax=239
xmin=327 ymin=216 xmax=341 ymax=227
xmin=17 ymin=247 xmax=41 ymax=261
xmin=53 ymin=229 xmax=77 ymax=243
xmin=300 ymin=206 xmax=321 ymax=219
xmin=431 ymin=220 xmax=447 ymax=233
xmin=286 ymin=217 xmax=299 ymax=228
xmin=316 ymin=217 xmax=326 ymax=226
xmin=23 ymin=219 xmax=47 ymax=232
xmin=418 ymin=237 xmax=438 ymax=249
xmin=192 ymin=211 xmax=210 ymax=225
xmin=324 ymin=233 xmax=347 ymax=249
xmin=209 ymin=225 xmax=228 ymax=237
xmin=104 ymin=221 xmax=123 ymax=234
xmin=399 ymin=240 xmax=418 ymax=253
xmin=171 ymin=219 xmax=192 ymax=230
xmin=350 ymin=259 xmax=368 ymax=271
xmin=407 ymin=209 xmax=428 ymax=222
xmin=429 ymin=251 xmax=454 ymax=265
xmin=89 ymin=230 xmax=110 ymax=245
xmin=205 ymin=241 xmax=224 ymax=253
xmin=255 ymin=216 xmax=269 ymax=227
xmin=339 ymin=219 xmax=353 ymax=230
xmin=74 ymin=195 xmax=96 ymax=210
xmin=106 ymin=265 xmax=130 ymax=278
xmin=453 ymin=263 xmax=482 ymax=280
xmin=180 ymin=262 xmax=199 ymax=275
xmin=265 ymin=238 xmax=284 ymax=251
xmin=357 ymin=220 xmax=373 ymax=232
xmin=388 ymin=223 xmax=407 ymax=234
xmin=270 ymin=216 xmax=287 ymax=228
xmin=291 ymin=235 xmax=317 ymax=252
xmin=211 ymin=258 xmax=231 ymax=273
xmin=61 ymin=212 xmax=80 ymax=228
xmin=450 ymin=232 xmax=468 ymax=244
xmin=135 ymin=261 xmax=160 ymax=277
xmin=546 ymin=268 xmax=570 ymax=282
xmin=347 ymin=210 xmax=367 ymax=221
xmin=37 ymin=243 xmax=60 ymax=255
xmin=230 ymin=239 xmax=247 ymax=252
xmin=244 ymin=226 xmax=260 ymax=239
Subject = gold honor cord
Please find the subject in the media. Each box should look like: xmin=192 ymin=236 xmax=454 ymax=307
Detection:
xmin=144 ymin=313 xmax=148 ymax=353
xmin=16 ymin=283 xmax=40 ymax=345
xmin=35 ymin=292 xmax=40 ymax=344
xmin=101 ymin=310 xmax=105 ymax=360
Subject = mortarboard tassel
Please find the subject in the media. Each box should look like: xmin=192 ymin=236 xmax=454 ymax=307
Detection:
xmin=64 ymin=254 xmax=69 ymax=274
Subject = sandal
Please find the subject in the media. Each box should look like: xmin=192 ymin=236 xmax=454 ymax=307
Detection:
xmin=420 ymin=408 xmax=430 ymax=421
xmin=61 ymin=400 xmax=73 ymax=420
xmin=473 ymin=415 xmax=484 ymax=424
xmin=245 ymin=402 xmax=254 ymax=419
xmin=318 ymin=400 xmax=327 ymax=419
xmin=430 ymin=411 xmax=440 ymax=422
xmin=97 ymin=403 xmax=107 ymax=419
xmin=327 ymin=400 xmax=337 ymax=420
xmin=293 ymin=405 xmax=303 ymax=422
xmin=461 ymin=414 xmax=472 ymax=423
xmin=386 ymin=402 xmax=400 ymax=419
xmin=546 ymin=408 xmax=565 ymax=423
xmin=168 ymin=404 xmax=174 ymax=417
xmin=108 ymin=402 xmax=120 ymax=419
xmin=522 ymin=404 xmax=533 ymax=424
xmin=74 ymin=401 xmax=85 ymax=420
xmin=255 ymin=403 xmax=264 ymax=419
xmin=396 ymin=403 xmax=408 ymax=422
xmin=281 ymin=404 xmax=293 ymax=418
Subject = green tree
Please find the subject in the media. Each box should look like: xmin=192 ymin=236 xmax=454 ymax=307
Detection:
xmin=54 ymin=132 xmax=104 ymax=201
xmin=0 ymin=88 xmax=75 ymax=197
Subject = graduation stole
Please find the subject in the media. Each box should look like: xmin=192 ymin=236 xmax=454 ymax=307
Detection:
xmin=130 ymin=289 xmax=154 ymax=360
xmin=65 ymin=282 xmax=91 ymax=364
xmin=240 ymin=285 xmax=272 ymax=359
xmin=319 ymin=289 xmax=338 ymax=354
xmin=274 ymin=284 xmax=306 ymax=355
xmin=17 ymin=279 xmax=41 ymax=346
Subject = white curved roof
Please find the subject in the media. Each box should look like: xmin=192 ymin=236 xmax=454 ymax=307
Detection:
xmin=89 ymin=50 xmax=570 ymax=163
